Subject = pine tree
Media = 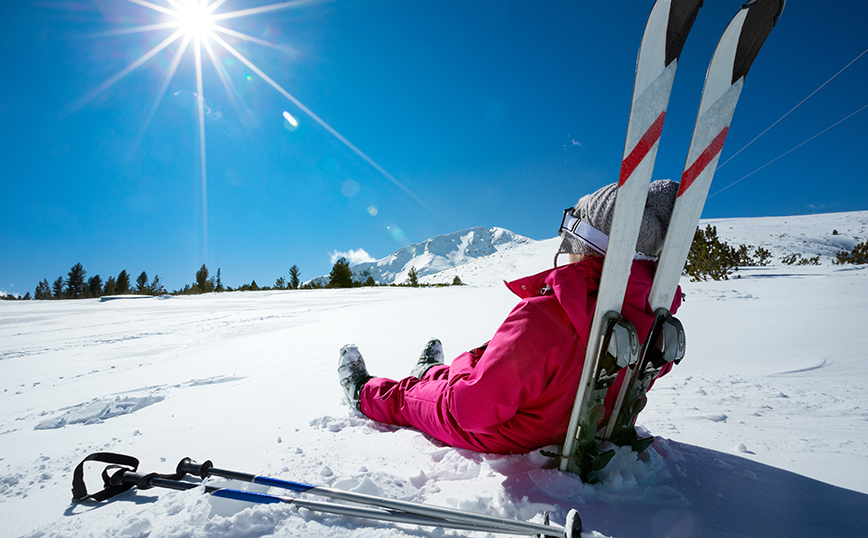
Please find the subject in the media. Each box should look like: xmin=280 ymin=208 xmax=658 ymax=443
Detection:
xmin=150 ymin=275 xmax=165 ymax=295
xmin=87 ymin=275 xmax=103 ymax=298
xmin=782 ymin=253 xmax=820 ymax=265
xmin=684 ymin=225 xmax=741 ymax=281
xmin=52 ymin=277 xmax=65 ymax=298
xmin=289 ymin=265 xmax=301 ymax=290
xmin=195 ymin=264 xmax=213 ymax=293
xmin=103 ymin=276 xmax=117 ymax=296
xmin=116 ymin=270 xmax=131 ymax=295
xmin=35 ymin=279 xmax=52 ymax=300
xmin=329 ymin=258 xmax=354 ymax=288
xmin=407 ymin=266 xmax=419 ymax=287
xmin=66 ymin=263 xmax=87 ymax=299
xmin=136 ymin=271 xmax=149 ymax=294
xmin=834 ymin=239 xmax=868 ymax=265
xmin=215 ymin=268 xmax=224 ymax=292
xmin=754 ymin=247 xmax=772 ymax=266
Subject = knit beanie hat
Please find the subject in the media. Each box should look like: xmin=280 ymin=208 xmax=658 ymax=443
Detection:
xmin=557 ymin=179 xmax=679 ymax=263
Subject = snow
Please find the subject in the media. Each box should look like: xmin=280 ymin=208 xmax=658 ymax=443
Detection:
xmin=2 ymin=211 xmax=868 ymax=538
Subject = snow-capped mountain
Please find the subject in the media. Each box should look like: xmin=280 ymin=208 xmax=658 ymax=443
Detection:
xmin=313 ymin=226 xmax=534 ymax=286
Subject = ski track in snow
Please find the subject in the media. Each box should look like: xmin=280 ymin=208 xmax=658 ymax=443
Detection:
xmin=2 ymin=211 xmax=868 ymax=538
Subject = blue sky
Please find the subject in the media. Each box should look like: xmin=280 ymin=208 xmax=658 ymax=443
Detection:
xmin=1 ymin=0 xmax=866 ymax=295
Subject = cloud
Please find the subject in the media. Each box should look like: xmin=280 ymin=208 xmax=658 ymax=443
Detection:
xmin=174 ymin=90 xmax=223 ymax=120
xmin=329 ymin=249 xmax=376 ymax=266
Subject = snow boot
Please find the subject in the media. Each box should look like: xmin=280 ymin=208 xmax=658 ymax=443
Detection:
xmin=338 ymin=344 xmax=372 ymax=409
xmin=410 ymin=338 xmax=444 ymax=378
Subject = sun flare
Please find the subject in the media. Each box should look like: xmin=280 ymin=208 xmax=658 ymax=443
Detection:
xmin=173 ymin=0 xmax=217 ymax=40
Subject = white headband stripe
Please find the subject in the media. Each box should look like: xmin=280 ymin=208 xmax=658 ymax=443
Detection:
xmin=576 ymin=221 xmax=609 ymax=254
xmin=562 ymin=212 xmax=609 ymax=254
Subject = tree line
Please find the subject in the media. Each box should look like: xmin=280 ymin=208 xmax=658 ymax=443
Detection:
xmin=24 ymin=263 xmax=303 ymax=300
xmin=20 ymin=257 xmax=460 ymax=301
xmin=18 ymin=257 xmax=464 ymax=301
xmin=31 ymin=264 xmax=166 ymax=300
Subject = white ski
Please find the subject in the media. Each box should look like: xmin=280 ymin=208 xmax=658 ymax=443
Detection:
xmin=603 ymin=0 xmax=786 ymax=448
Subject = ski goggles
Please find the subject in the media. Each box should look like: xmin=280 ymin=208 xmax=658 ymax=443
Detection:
xmin=559 ymin=209 xmax=609 ymax=255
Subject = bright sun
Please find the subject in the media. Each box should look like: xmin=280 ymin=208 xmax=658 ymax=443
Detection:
xmin=173 ymin=0 xmax=216 ymax=40
xmin=81 ymin=0 xmax=429 ymax=260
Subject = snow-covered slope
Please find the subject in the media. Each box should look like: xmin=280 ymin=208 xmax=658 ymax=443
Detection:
xmin=312 ymin=226 xmax=534 ymax=286
xmin=702 ymin=210 xmax=868 ymax=264
xmin=2 ymin=211 xmax=868 ymax=538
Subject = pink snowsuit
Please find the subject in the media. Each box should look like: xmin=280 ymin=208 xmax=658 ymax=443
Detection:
xmin=359 ymin=256 xmax=682 ymax=454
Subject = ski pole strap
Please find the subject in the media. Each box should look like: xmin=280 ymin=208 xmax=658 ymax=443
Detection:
xmin=71 ymin=452 xmax=140 ymax=503
xmin=71 ymin=452 xmax=190 ymax=503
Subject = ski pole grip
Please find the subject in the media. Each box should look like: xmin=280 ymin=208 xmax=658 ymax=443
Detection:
xmin=176 ymin=457 xmax=214 ymax=479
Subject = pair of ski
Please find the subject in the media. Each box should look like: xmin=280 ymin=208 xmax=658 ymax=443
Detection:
xmin=558 ymin=0 xmax=785 ymax=478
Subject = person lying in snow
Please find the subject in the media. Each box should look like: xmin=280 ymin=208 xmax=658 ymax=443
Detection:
xmin=337 ymin=179 xmax=682 ymax=454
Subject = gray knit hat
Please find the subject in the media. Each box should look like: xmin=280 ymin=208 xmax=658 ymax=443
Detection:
xmin=557 ymin=179 xmax=679 ymax=263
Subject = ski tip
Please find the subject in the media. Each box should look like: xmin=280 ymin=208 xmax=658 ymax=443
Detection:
xmin=730 ymin=0 xmax=785 ymax=84
xmin=741 ymin=0 xmax=786 ymax=26
xmin=665 ymin=0 xmax=705 ymax=66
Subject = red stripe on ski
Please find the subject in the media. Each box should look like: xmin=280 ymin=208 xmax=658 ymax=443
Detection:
xmin=678 ymin=126 xmax=729 ymax=196
xmin=618 ymin=111 xmax=666 ymax=187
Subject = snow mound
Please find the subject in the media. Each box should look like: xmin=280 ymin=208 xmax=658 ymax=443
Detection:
xmin=34 ymin=395 xmax=164 ymax=429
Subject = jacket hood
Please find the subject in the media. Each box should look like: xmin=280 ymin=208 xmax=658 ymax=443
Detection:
xmin=504 ymin=257 xmax=680 ymax=347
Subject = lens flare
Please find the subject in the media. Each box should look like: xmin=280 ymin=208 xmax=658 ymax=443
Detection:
xmin=282 ymin=110 xmax=298 ymax=129
xmin=387 ymin=225 xmax=408 ymax=244
xmin=341 ymin=179 xmax=360 ymax=197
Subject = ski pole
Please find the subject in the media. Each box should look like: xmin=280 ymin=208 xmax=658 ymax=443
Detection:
xmin=114 ymin=471 xmax=545 ymax=535
xmin=70 ymin=453 xmax=582 ymax=537
xmin=176 ymin=457 xmax=581 ymax=537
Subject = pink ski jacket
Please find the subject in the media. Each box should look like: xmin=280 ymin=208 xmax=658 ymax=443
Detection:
xmin=360 ymin=256 xmax=682 ymax=454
